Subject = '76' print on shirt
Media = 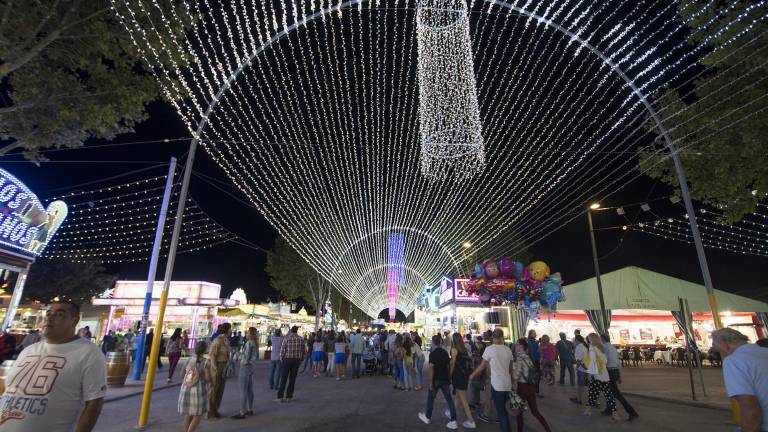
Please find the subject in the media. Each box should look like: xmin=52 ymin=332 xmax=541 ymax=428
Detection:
xmin=0 ymin=355 xmax=66 ymax=425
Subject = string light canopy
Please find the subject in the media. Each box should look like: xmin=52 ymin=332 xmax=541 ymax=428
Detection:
xmin=113 ymin=0 xmax=767 ymax=317
xmin=43 ymin=171 xmax=237 ymax=263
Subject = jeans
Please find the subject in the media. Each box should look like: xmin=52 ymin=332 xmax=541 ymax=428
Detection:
xmin=559 ymin=361 xmax=575 ymax=385
xmin=269 ymin=360 xmax=282 ymax=390
xmin=491 ymin=388 xmax=511 ymax=432
xmin=351 ymin=353 xmax=363 ymax=378
xmin=413 ymin=354 xmax=425 ymax=387
xmin=607 ymin=368 xmax=638 ymax=416
xmin=238 ymin=363 xmax=256 ymax=413
xmin=301 ymin=352 xmax=312 ymax=372
xmin=425 ymin=381 xmax=456 ymax=421
xmin=393 ymin=360 xmax=402 ymax=387
xmin=402 ymin=360 xmax=413 ymax=390
xmin=277 ymin=358 xmax=301 ymax=399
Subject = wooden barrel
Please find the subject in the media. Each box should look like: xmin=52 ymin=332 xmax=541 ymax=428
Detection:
xmin=0 ymin=360 xmax=15 ymax=395
xmin=106 ymin=351 xmax=130 ymax=387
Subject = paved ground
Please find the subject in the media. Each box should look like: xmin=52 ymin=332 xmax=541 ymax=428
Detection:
xmin=619 ymin=364 xmax=728 ymax=409
xmin=94 ymin=361 xmax=736 ymax=432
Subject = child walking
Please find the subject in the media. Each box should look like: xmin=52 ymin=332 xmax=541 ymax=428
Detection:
xmin=178 ymin=341 xmax=211 ymax=432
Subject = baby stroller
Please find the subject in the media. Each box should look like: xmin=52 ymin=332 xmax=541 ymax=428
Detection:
xmin=363 ymin=347 xmax=379 ymax=375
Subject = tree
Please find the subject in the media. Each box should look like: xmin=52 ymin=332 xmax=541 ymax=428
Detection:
xmin=265 ymin=237 xmax=331 ymax=330
xmin=0 ymin=1 xmax=189 ymax=160
xmin=639 ymin=1 xmax=767 ymax=223
xmin=23 ymin=258 xmax=116 ymax=304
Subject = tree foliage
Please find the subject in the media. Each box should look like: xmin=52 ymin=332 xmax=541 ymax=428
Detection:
xmin=0 ymin=0 xmax=189 ymax=160
xmin=265 ymin=237 xmax=331 ymax=329
xmin=23 ymin=258 xmax=116 ymax=304
xmin=639 ymin=1 xmax=767 ymax=223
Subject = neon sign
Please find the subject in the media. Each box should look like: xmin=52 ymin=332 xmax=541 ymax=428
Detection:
xmin=0 ymin=168 xmax=67 ymax=256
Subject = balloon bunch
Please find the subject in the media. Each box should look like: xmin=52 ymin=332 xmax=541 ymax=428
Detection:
xmin=465 ymin=258 xmax=564 ymax=320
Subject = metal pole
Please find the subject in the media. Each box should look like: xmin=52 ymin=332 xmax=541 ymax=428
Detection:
xmin=587 ymin=210 xmax=609 ymax=334
xmin=131 ymin=157 xmax=177 ymax=381
xmin=667 ymin=152 xmax=723 ymax=329
xmin=2 ymin=264 xmax=30 ymax=331
xmin=137 ymin=141 xmax=198 ymax=429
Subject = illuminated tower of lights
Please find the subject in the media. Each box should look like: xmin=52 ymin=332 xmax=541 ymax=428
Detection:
xmin=386 ymin=233 xmax=406 ymax=321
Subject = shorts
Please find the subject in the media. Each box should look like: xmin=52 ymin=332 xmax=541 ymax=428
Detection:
xmin=577 ymin=370 xmax=588 ymax=386
xmin=335 ymin=353 xmax=347 ymax=365
xmin=312 ymin=351 xmax=324 ymax=362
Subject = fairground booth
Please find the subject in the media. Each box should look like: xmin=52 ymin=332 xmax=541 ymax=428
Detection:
xmin=437 ymin=276 xmax=490 ymax=336
xmin=0 ymin=168 xmax=67 ymax=333
xmin=524 ymin=266 xmax=768 ymax=350
xmin=91 ymin=280 xmax=237 ymax=344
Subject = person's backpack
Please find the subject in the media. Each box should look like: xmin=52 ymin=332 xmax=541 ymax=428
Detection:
xmin=457 ymin=352 xmax=473 ymax=376
xmin=522 ymin=358 xmax=540 ymax=385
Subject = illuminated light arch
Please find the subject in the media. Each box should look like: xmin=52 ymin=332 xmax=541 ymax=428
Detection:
xmin=114 ymin=0 xmax=761 ymax=318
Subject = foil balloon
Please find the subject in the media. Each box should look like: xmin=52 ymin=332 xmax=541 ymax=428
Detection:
xmin=483 ymin=259 xmax=501 ymax=278
xmin=499 ymin=257 xmax=514 ymax=278
xmin=474 ymin=263 xmax=484 ymax=278
xmin=513 ymin=261 xmax=525 ymax=279
xmin=478 ymin=288 xmax=491 ymax=303
xmin=528 ymin=261 xmax=551 ymax=281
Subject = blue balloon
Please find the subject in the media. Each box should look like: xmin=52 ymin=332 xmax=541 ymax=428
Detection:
xmin=474 ymin=263 xmax=484 ymax=278
xmin=513 ymin=261 xmax=525 ymax=279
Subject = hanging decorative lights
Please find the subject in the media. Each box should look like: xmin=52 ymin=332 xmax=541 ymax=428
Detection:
xmin=416 ymin=0 xmax=484 ymax=180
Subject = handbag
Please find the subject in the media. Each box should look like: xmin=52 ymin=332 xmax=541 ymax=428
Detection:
xmin=506 ymin=390 xmax=528 ymax=416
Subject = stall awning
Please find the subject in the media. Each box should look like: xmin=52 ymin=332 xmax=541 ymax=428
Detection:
xmin=216 ymin=307 xmax=270 ymax=318
xmin=560 ymin=266 xmax=768 ymax=313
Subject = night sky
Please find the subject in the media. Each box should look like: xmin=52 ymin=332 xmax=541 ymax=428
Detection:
xmin=4 ymin=98 xmax=766 ymax=310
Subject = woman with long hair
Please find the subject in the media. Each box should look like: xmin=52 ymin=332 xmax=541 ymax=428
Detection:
xmin=393 ymin=334 xmax=405 ymax=390
xmin=312 ymin=333 xmax=325 ymax=378
xmin=232 ymin=327 xmax=259 ymax=419
xmin=450 ymin=332 xmax=476 ymax=429
xmin=335 ymin=332 xmax=348 ymax=380
xmin=514 ymin=338 xmax=552 ymax=432
xmin=570 ymin=334 xmax=588 ymax=405
xmin=402 ymin=335 xmax=415 ymax=391
xmin=178 ymin=340 xmax=210 ymax=432
xmin=166 ymin=328 xmax=183 ymax=383
xmin=583 ymin=333 xmax=620 ymax=421
xmin=412 ymin=335 xmax=425 ymax=390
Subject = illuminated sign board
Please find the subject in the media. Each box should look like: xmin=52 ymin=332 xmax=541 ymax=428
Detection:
xmin=454 ymin=278 xmax=479 ymax=303
xmin=0 ymin=168 xmax=67 ymax=256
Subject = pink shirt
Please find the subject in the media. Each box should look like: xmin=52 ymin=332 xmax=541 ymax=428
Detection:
xmin=541 ymin=343 xmax=556 ymax=361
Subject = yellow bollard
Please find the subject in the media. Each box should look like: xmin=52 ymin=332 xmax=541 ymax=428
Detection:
xmin=137 ymin=289 xmax=171 ymax=429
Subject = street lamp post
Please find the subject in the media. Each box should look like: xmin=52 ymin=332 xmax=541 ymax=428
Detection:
xmin=587 ymin=204 xmax=609 ymax=334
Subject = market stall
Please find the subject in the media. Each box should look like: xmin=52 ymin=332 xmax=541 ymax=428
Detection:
xmin=526 ymin=266 xmax=768 ymax=349
xmin=92 ymin=280 xmax=236 ymax=343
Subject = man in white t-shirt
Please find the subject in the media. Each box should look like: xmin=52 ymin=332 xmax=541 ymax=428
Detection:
xmin=712 ymin=328 xmax=768 ymax=432
xmin=469 ymin=328 xmax=514 ymax=432
xmin=0 ymin=301 xmax=107 ymax=432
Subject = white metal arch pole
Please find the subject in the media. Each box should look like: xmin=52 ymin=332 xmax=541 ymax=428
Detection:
xmin=137 ymin=143 xmax=198 ymax=428
xmin=131 ymin=157 xmax=177 ymax=381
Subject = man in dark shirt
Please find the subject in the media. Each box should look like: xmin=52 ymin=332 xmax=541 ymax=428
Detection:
xmin=418 ymin=334 xmax=458 ymax=429
xmin=555 ymin=332 xmax=575 ymax=386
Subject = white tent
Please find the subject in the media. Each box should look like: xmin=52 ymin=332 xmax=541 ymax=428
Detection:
xmin=560 ymin=266 xmax=768 ymax=313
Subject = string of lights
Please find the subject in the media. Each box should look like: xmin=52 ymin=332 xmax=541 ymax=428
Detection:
xmin=113 ymin=0 xmax=768 ymax=317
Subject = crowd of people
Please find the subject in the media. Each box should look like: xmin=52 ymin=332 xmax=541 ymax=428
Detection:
xmin=0 ymin=300 xmax=767 ymax=432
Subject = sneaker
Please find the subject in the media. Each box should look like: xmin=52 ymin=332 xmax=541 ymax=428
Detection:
xmin=477 ymin=414 xmax=490 ymax=423
xmin=446 ymin=420 xmax=458 ymax=430
xmin=418 ymin=412 xmax=431 ymax=425
xmin=462 ymin=420 xmax=477 ymax=429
